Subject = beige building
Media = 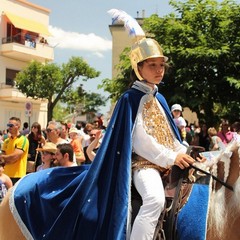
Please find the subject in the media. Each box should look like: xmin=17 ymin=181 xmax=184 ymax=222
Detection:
xmin=107 ymin=16 xmax=144 ymax=117
xmin=0 ymin=0 xmax=53 ymax=131
xmin=109 ymin=16 xmax=144 ymax=79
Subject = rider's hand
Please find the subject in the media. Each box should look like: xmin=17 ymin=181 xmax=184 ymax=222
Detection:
xmin=174 ymin=153 xmax=195 ymax=169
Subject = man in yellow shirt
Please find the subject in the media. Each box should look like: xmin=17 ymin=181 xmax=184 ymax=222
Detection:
xmin=0 ymin=117 xmax=29 ymax=185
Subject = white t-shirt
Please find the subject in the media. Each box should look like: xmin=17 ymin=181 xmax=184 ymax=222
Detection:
xmin=173 ymin=116 xmax=187 ymax=127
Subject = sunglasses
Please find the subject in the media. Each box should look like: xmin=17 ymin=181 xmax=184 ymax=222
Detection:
xmin=42 ymin=151 xmax=53 ymax=155
xmin=46 ymin=128 xmax=54 ymax=133
xmin=7 ymin=123 xmax=16 ymax=128
xmin=90 ymin=134 xmax=96 ymax=137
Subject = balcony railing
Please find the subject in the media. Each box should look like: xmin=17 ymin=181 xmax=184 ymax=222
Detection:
xmin=2 ymin=33 xmax=48 ymax=49
xmin=1 ymin=32 xmax=53 ymax=62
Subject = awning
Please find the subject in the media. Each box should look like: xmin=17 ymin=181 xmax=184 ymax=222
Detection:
xmin=4 ymin=12 xmax=51 ymax=36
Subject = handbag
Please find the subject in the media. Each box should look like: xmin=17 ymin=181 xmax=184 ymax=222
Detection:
xmin=27 ymin=150 xmax=39 ymax=173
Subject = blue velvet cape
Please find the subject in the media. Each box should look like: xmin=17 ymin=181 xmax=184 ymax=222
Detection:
xmin=12 ymin=87 xmax=181 ymax=240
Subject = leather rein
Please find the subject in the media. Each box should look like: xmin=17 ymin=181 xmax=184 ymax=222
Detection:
xmin=187 ymin=146 xmax=234 ymax=191
xmin=190 ymin=164 xmax=234 ymax=191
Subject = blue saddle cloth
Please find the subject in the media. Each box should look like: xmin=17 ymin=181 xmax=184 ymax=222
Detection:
xmin=176 ymin=180 xmax=211 ymax=240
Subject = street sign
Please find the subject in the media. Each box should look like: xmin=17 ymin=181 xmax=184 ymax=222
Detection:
xmin=25 ymin=102 xmax=32 ymax=117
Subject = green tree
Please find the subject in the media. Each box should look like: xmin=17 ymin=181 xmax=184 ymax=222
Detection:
xmin=52 ymin=102 xmax=69 ymax=121
xmin=62 ymin=84 xmax=107 ymax=114
xmin=101 ymin=0 xmax=240 ymax=125
xmin=144 ymin=0 xmax=240 ymax=125
xmin=15 ymin=57 xmax=100 ymax=122
xmin=83 ymin=92 xmax=107 ymax=113
xmin=100 ymin=48 xmax=132 ymax=103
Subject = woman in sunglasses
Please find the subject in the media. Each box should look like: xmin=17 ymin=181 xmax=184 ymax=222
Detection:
xmin=27 ymin=122 xmax=45 ymax=172
xmin=36 ymin=142 xmax=57 ymax=171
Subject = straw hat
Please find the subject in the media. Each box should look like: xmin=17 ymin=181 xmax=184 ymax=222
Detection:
xmin=36 ymin=142 xmax=57 ymax=154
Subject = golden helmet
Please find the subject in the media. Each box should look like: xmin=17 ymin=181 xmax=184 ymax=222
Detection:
xmin=130 ymin=38 xmax=168 ymax=80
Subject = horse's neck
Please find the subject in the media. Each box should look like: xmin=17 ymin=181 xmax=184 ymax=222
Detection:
xmin=213 ymin=143 xmax=240 ymax=192
xmin=207 ymin=143 xmax=240 ymax=240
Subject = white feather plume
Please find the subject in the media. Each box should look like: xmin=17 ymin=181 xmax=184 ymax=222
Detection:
xmin=108 ymin=9 xmax=145 ymax=39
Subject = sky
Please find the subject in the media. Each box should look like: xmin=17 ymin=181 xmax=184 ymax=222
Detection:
xmin=29 ymin=0 xmax=175 ymax=114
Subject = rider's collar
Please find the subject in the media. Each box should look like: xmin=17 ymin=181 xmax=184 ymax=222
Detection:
xmin=132 ymin=81 xmax=158 ymax=95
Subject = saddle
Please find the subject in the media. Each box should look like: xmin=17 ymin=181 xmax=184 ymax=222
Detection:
xmin=131 ymin=146 xmax=206 ymax=240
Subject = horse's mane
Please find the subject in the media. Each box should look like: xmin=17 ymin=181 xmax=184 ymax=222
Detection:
xmin=207 ymin=138 xmax=240 ymax=238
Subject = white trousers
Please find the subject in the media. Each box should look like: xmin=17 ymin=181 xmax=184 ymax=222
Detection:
xmin=130 ymin=168 xmax=165 ymax=240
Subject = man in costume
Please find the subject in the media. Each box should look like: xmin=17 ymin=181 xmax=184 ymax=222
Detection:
xmin=0 ymin=9 xmax=197 ymax=240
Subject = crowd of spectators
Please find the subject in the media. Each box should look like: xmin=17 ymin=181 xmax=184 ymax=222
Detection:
xmin=0 ymin=113 xmax=239 ymax=203
xmin=0 ymin=115 xmax=106 ymax=201
xmin=184 ymin=119 xmax=240 ymax=151
xmin=170 ymin=104 xmax=240 ymax=152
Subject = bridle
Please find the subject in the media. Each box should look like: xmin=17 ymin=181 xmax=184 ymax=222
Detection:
xmin=190 ymin=164 xmax=234 ymax=191
xmin=187 ymin=146 xmax=234 ymax=191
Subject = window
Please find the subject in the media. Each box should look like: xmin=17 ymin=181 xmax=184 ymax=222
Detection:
xmin=5 ymin=23 xmax=22 ymax=44
xmin=6 ymin=69 xmax=19 ymax=86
